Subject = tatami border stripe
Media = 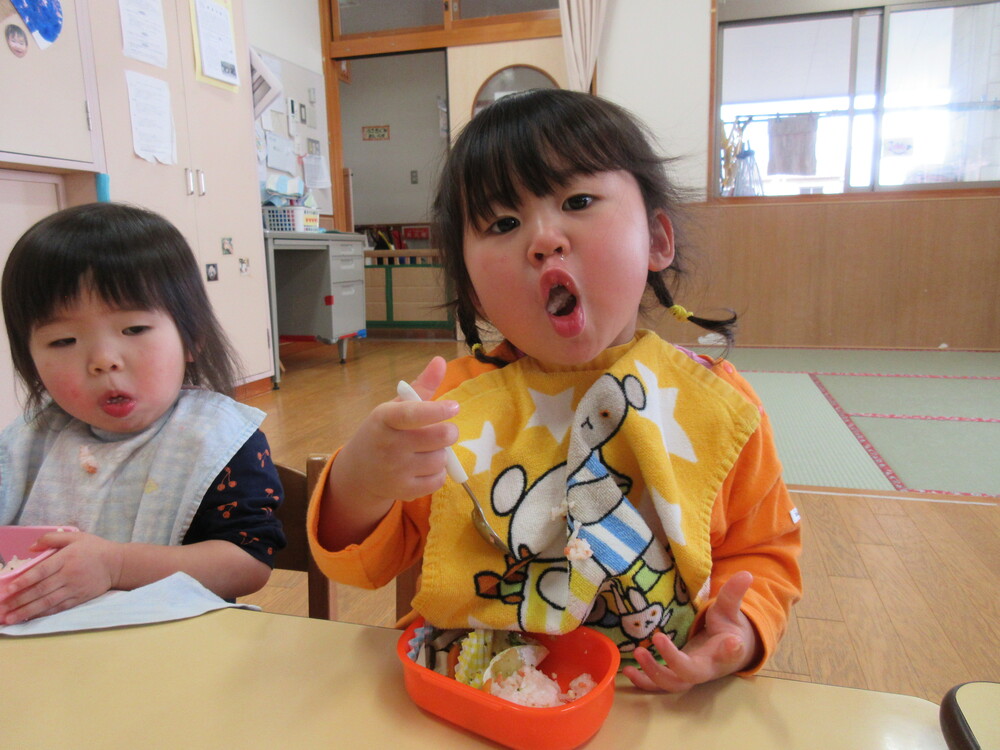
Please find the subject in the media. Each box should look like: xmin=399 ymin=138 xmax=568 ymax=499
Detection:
xmin=898 ymin=487 xmax=999 ymax=499
xmin=733 ymin=345 xmax=997 ymax=353
xmin=744 ymin=369 xmax=999 ymax=380
xmin=807 ymin=374 xmax=908 ymax=491
xmin=788 ymin=488 xmax=998 ymax=505
xmin=847 ymin=413 xmax=1000 ymax=423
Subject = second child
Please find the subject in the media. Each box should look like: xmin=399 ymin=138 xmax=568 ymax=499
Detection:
xmin=0 ymin=203 xmax=285 ymax=624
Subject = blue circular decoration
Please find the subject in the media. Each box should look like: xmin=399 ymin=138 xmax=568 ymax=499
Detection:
xmin=12 ymin=0 xmax=64 ymax=44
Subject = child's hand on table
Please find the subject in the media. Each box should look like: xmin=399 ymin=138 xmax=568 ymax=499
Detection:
xmin=623 ymin=571 xmax=760 ymax=692
xmin=0 ymin=530 xmax=121 ymax=624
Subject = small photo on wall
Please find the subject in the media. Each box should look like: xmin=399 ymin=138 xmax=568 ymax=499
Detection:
xmin=221 ymin=237 xmax=234 ymax=255
xmin=5 ymin=24 xmax=28 ymax=57
xmin=239 ymin=257 xmax=249 ymax=274
xmin=206 ymin=263 xmax=219 ymax=282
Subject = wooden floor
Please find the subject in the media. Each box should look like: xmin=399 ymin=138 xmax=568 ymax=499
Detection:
xmin=238 ymin=338 xmax=1000 ymax=703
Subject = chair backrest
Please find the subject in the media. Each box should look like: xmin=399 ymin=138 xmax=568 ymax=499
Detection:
xmin=276 ymin=454 xmax=419 ymax=625
xmin=274 ymin=458 xmax=335 ymax=620
xmin=273 ymin=463 xmax=308 ymax=571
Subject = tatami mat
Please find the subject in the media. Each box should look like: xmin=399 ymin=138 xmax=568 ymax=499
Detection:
xmin=741 ymin=372 xmax=896 ymax=491
xmin=710 ymin=348 xmax=1000 ymax=497
xmin=853 ymin=417 xmax=1000 ymax=496
xmin=818 ymin=375 xmax=1000 ymax=420
xmin=723 ymin=347 xmax=1000 ymax=377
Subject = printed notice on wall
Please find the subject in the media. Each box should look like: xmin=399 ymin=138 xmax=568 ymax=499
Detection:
xmin=265 ymin=130 xmax=296 ymax=174
xmin=119 ymin=0 xmax=168 ymax=68
xmin=192 ymin=0 xmax=239 ymax=87
xmin=125 ymin=70 xmax=177 ymax=164
xmin=303 ymin=154 xmax=332 ymax=189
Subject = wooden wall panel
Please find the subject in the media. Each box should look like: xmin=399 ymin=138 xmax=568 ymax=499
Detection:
xmin=645 ymin=195 xmax=1000 ymax=350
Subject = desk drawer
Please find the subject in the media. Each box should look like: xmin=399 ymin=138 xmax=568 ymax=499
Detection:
xmin=326 ymin=280 xmax=366 ymax=340
xmin=329 ymin=240 xmax=365 ymax=258
xmin=329 ymin=254 xmax=364 ymax=284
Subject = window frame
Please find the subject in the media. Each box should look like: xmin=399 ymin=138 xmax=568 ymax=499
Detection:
xmin=325 ymin=2 xmax=560 ymax=57
xmin=712 ymin=0 xmax=1000 ymax=199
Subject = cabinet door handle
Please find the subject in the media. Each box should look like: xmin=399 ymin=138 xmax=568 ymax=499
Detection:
xmin=197 ymin=169 xmax=207 ymax=196
xmin=185 ymin=168 xmax=195 ymax=196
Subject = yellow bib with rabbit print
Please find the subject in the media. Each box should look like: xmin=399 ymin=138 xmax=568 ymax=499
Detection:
xmin=413 ymin=331 xmax=760 ymax=651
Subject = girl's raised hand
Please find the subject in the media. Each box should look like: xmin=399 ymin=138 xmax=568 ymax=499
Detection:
xmin=321 ymin=356 xmax=459 ymax=548
xmin=622 ymin=571 xmax=760 ymax=692
xmin=0 ymin=530 xmax=122 ymax=624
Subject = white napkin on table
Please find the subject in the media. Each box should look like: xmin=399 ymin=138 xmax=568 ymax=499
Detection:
xmin=0 ymin=572 xmax=257 ymax=636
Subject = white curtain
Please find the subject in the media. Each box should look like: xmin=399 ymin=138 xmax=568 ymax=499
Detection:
xmin=558 ymin=0 xmax=607 ymax=93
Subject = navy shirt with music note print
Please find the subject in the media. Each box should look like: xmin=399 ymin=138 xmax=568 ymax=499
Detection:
xmin=183 ymin=430 xmax=287 ymax=566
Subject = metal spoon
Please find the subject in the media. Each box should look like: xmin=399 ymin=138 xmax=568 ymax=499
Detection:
xmin=396 ymin=380 xmax=511 ymax=556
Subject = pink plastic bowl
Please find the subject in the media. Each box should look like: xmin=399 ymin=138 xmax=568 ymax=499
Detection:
xmin=0 ymin=526 xmax=78 ymax=591
xmin=397 ymin=618 xmax=620 ymax=750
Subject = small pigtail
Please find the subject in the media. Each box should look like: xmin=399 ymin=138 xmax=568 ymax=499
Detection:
xmin=648 ymin=271 xmax=737 ymax=349
xmin=458 ymin=304 xmax=511 ymax=367
xmin=669 ymin=304 xmax=694 ymax=322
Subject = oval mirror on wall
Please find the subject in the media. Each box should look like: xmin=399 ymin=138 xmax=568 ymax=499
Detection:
xmin=472 ymin=65 xmax=559 ymax=117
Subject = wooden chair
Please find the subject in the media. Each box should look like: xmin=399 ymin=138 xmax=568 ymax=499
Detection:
xmin=275 ymin=454 xmax=419 ymax=624
xmin=273 ymin=456 xmax=336 ymax=619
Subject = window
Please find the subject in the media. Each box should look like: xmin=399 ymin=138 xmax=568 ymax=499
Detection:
xmin=337 ymin=0 xmax=442 ymax=35
xmin=456 ymin=0 xmax=559 ymax=20
xmin=717 ymin=1 xmax=1000 ymax=196
xmin=336 ymin=0 xmax=558 ymax=36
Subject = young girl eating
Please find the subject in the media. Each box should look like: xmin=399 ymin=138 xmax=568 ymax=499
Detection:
xmin=0 ymin=202 xmax=285 ymax=624
xmin=308 ymin=89 xmax=801 ymax=692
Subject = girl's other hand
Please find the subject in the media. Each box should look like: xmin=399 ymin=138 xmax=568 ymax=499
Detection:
xmin=623 ymin=571 xmax=760 ymax=692
xmin=321 ymin=357 xmax=459 ymax=548
xmin=0 ymin=530 xmax=123 ymax=624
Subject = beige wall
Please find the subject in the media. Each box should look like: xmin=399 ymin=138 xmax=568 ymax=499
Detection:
xmin=646 ymin=194 xmax=1000 ymax=349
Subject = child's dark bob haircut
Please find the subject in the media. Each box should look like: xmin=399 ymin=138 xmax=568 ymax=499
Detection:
xmin=2 ymin=202 xmax=241 ymax=416
xmin=432 ymin=88 xmax=735 ymax=363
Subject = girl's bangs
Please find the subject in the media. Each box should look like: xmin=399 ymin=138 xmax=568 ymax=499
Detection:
xmin=32 ymin=243 xmax=169 ymax=325
xmin=87 ymin=258 xmax=169 ymax=312
xmin=460 ymin=97 xmax=633 ymax=228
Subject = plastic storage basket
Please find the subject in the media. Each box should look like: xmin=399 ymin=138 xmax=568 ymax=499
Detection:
xmin=262 ymin=206 xmax=320 ymax=232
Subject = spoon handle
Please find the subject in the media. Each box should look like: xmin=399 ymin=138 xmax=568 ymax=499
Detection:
xmin=396 ymin=380 xmax=468 ymax=483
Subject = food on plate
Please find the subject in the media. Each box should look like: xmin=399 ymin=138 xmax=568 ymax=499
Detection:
xmin=491 ymin=669 xmax=597 ymax=708
xmin=406 ymin=625 xmax=596 ymax=707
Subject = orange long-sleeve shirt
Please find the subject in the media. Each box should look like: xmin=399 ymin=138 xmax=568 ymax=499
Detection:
xmin=307 ymin=341 xmax=801 ymax=672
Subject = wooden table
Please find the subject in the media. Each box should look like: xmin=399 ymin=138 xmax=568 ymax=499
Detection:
xmin=0 ymin=609 xmax=947 ymax=749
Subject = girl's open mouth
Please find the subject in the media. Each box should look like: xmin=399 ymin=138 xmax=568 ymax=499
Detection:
xmin=541 ymin=270 xmax=585 ymax=338
xmin=546 ymin=284 xmax=577 ymax=316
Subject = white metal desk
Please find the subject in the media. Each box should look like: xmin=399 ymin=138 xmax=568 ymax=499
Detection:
xmin=263 ymin=230 xmax=368 ymax=385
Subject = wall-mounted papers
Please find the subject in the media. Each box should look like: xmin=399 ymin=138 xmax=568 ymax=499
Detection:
xmin=119 ymin=0 xmax=168 ymax=68
xmin=265 ymin=129 xmax=296 ymax=174
xmin=192 ymin=0 xmax=238 ymax=86
xmin=303 ymin=153 xmax=331 ymax=189
xmin=125 ymin=70 xmax=176 ymax=164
